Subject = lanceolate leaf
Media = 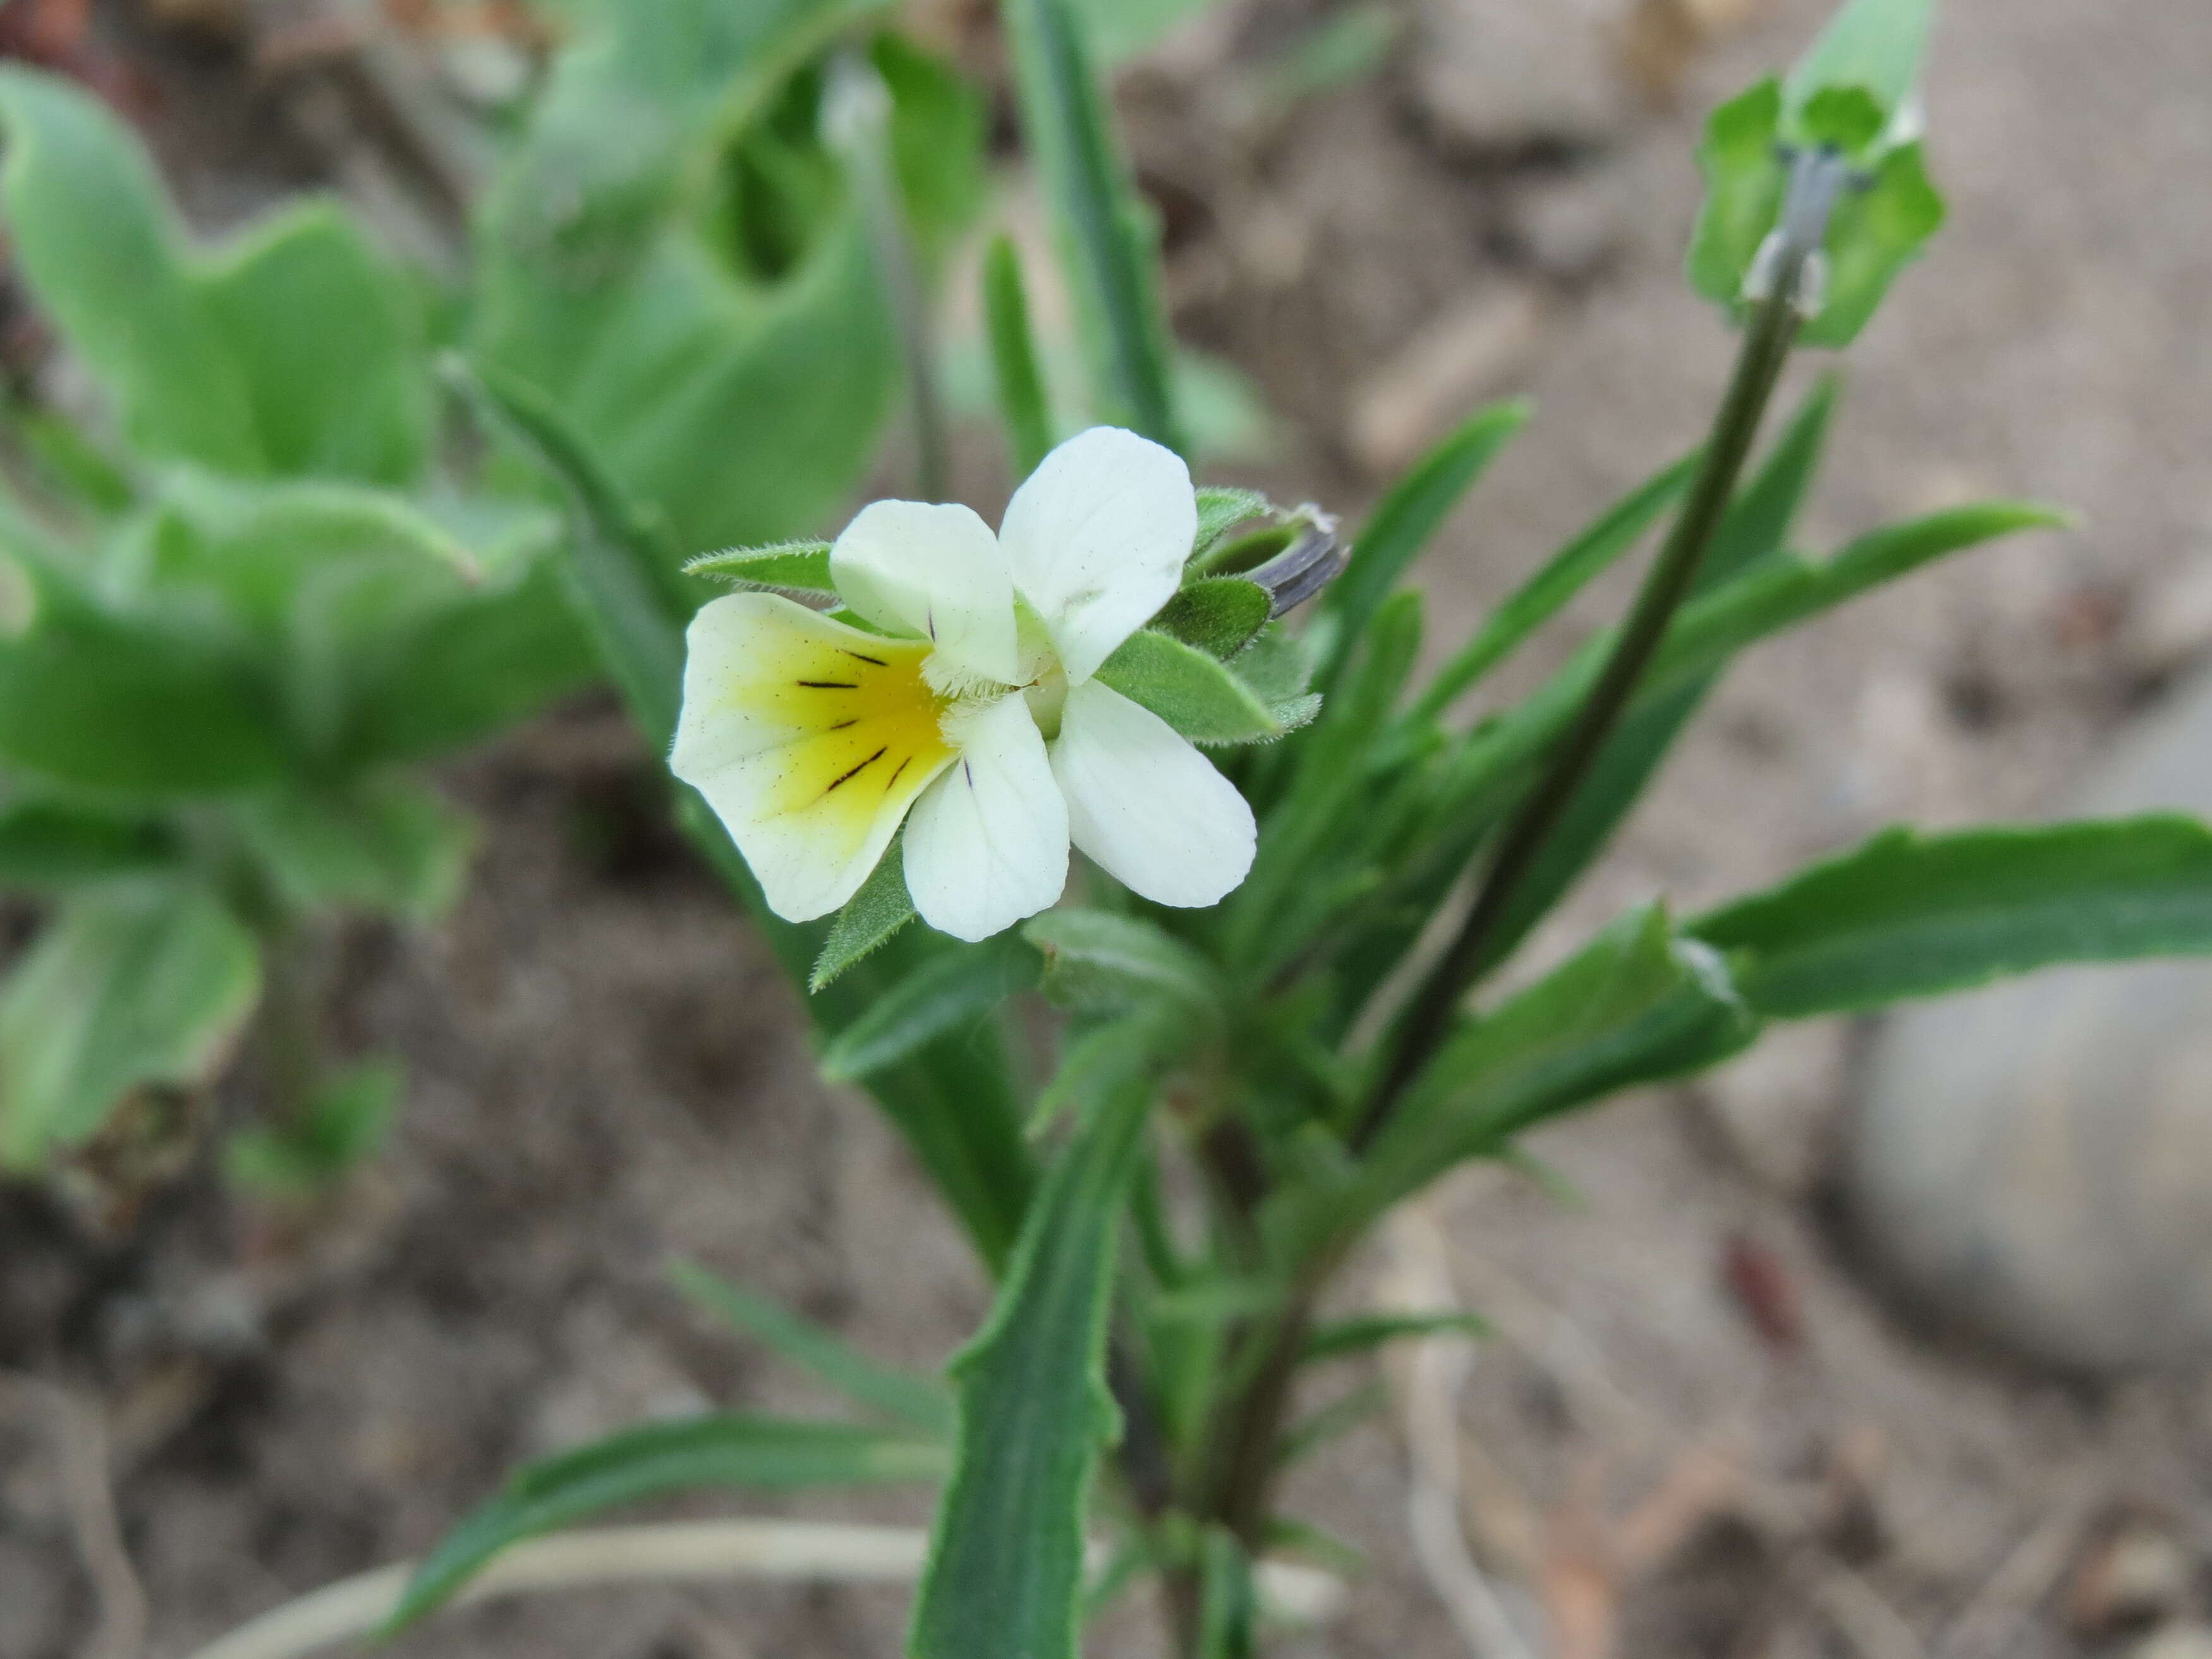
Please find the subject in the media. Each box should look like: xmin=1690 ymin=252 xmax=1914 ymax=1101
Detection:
xmin=1301 ymin=1311 xmax=1492 ymax=1364
xmin=389 ymin=1416 xmax=948 ymax=1631
xmin=1319 ymin=401 xmax=1528 ymax=686
xmin=0 ymin=802 xmax=178 ymax=889
xmin=669 ymin=1260 xmax=954 ymax=1435
xmin=1023 ymin=908 xmax=1224 ymax=1016
xmin=1413 ymin=451 xmax=1699 ymax=720
xmin=1000 ymin=0 xmax=1182 ymax=451
xmin=685 ymin=540 xmax=837 ymax=593
xmin=908 ymin=1078 xmax=1153 ymax=1659
xmin=1783 ymin=0 xmax=1933 ymax=133
xmin=1692 ymin=817 xmax=2212 ymax=1018
xmin=983 ymin=234 xmax=1055 ymax=479
xmin=0 ymin=881 xmax=262 ymax=1169
xmin=820 ymin=935 xmax=1043 ymax=1083
xmin=1337 ymin=906 xmax=1757 ymax=1237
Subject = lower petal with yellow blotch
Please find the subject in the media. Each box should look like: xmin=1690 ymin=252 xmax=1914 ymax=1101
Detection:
xmin=670 ymin=593 xmax=958 ymax=921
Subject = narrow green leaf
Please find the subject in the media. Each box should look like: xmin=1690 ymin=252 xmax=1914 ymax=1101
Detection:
xmin=1320 ymin=401 xmax=1528 ymax=685
xmin=1301 ymin=1311 xmax=1491 ymax=1364
xmin=0 ymin=66 xmax=263 ymax=471
xmin=820 ymin=936 xmax=1042 ymax=1083
xmin=0 ymin=882 xmax=262 ymax=1168
xmin=1413 ymin=451 xmax=1698 ymax=721
xmin=669 ymin=1259 xmax=954 ymax=1434
xmin=1692 ymin=817 xmax=2212 ymax=1018
xmin=1097 ymin=629 xmax=1284 ymax=746
xmin=1153 ymin=578 xmax=1273 ymax=660
xmin=1000 ymin=0 xmax=1183 ymax=451
xmin=908 ymin=1078 xmax=1152 ymax=1659
xmin=1198 ymin=1527 xmax=1258 ymax=1659
xmin=1651 ymin=501 xmax=2069 ymax=695
xmin=447 ymin=357 xmax=690 ymax=747
xmin=1023 ymin=908 xmax=1224 ymax=1016
xmin=874 ymin=33 xmax=991 ymax=276
xmin=812 ymin=835 xmax=920 ymax=992
xmin=1339 ymin=907 xmax=1758 ymax=1234
xmin=684 ymin=540 xmax=836 ymax=593
xmin=1025 ymin=1004 xmax=1188 ymax=1139
xmin=983 ymin=234 xmax=1055 ymax=478
xmin=391 ymin=1415 xmax=948 ymax=1631
xmin=0 ymin=802 xmax=178 ymax=889
xmin=1275 ymin=1381 xmax=1387 ymax=1470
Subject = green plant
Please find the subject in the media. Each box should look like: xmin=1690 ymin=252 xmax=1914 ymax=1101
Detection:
xmin=277 ymin=0 xmax=2212 ymax=1653
xmin=0 ymin=66 xmax=602 ymax=1182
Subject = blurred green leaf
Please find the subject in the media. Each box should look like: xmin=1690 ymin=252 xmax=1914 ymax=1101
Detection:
xmin=194 ymin=200 xmax=432 ymax=485
xmin=1319 ymin=401 xmax=1528 ymax=688
xmin=811 ymin=834 xmax=918 ymax=992
xmin=1023 ymin=908 xmax=1223 ymax=1017
xmin=225 ymin=1057 xmax=401 ymax=1194
xmin=1693 ymin=817 xmax=2212 ymax=1017
xmin=1300 ymin=1311 xmax=1490 ymax=1364
xmin=1068 ymin=0 xmax=1217 ymax=62
xmin=873 ymin=32 xmax=989 ymax=274
xmin=684 ymin=539 xmax=837 ymax=593
xmin=669 ymin=1258 xmax=955 ymax=1434
xmin=0 ymin=880 xmax=261 ymax=1168
xmin=470 ymin=0 xmax=954 ymax=554
xmin=1275 ymin=1380 xmax=1387 ymax=1470
xmin=1687 ymin=80 xmax=1787 ymax=313
xmin=1339 ymin=907 xmax=1757 ymax=1232
xmin=233 ymin=777 xmax=477 ymax=925
xmin=1784 ymin=0 xmax=1933 ymax=137
xmin=1002 ymin=0 xmax=1183 ymax=450
xmin=1098 ymin=629 xmax=1285 ymax=745
xmin=909 ymin=1075 xmax=1152 ymax=1659
xmin=1153 ymin=578 xmax=1273 ymax=661
xmin=1197 ymin=1526 xmax=1258 ymax=1659
xmin=391 ymin=1414 xmax=948 ymax=1631
xmin=820 ymin=935 xmax=1042 ymax=1083
xmin=0 ymin=542 xmax=292 ymax=796
xmin=0 ymin=66 xmax=264 ymax=473
xmin=983 ymin=235 xmax=1056 ymax=479
xmin=1797 ymin=142 xmax=1945 ymax=349
xmin=0 ymin=801 xmax=179 ymax=889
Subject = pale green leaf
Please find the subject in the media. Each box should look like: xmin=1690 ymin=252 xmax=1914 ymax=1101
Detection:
xmin=819 ymin=935 xmax=1041 ymax=1083
xmin=1692 ymin=817 xmax=2212 ymax=1018
xmin=231 ymin=777 xmax=477 ymax=925
xmin=983 ymin=235 xmax=1055 ymax=479
xmin=392 ymin=1414 xmax=947 ymax=1631
xmin=1687 ymin=78 xmax=1786 ymax=311
xmin=908 ymin=1078 xmax=1152 ymax=1659
xmin=669 ymin=1258 xmax=954 ymax=1434
xmin=1023 ymin=909 xmax=1222 ymax=1016
xmin=1784 ymin=0 xmax=1933 ymax=133
xmin=0 ymin=882 xmax=261 ymax=1168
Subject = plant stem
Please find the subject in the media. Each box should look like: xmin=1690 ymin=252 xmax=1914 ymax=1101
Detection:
xmin=1352 ymin=151 xmax=1849 ymax=1154
xmin=1192 ymin=154 xmax=1854 ymax=1567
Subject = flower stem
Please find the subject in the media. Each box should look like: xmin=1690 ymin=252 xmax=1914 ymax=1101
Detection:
xmin=1352 ymin=150 xmax=1849 ymax=1154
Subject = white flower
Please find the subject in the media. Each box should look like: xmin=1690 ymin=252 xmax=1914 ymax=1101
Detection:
xmin=670 ymin=427 xmax=1258 ymax=942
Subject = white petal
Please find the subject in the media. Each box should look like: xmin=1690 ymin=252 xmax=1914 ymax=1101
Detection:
xmin=830 ymin=499 xmax=1020 ymax=684
xmin=1050 ymin=680 xmax=1255 ymax=909
xmin=671 ymin=593 xmax=956 ymax=921
xmin=999 ymin=426 xmax=1196 ymax=686
xmin=903 ymin=694 xmax=1069 ymax=942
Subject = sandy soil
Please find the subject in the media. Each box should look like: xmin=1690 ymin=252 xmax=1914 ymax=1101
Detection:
xmin=4 ymin=1 xmax=2211 ymax=1656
